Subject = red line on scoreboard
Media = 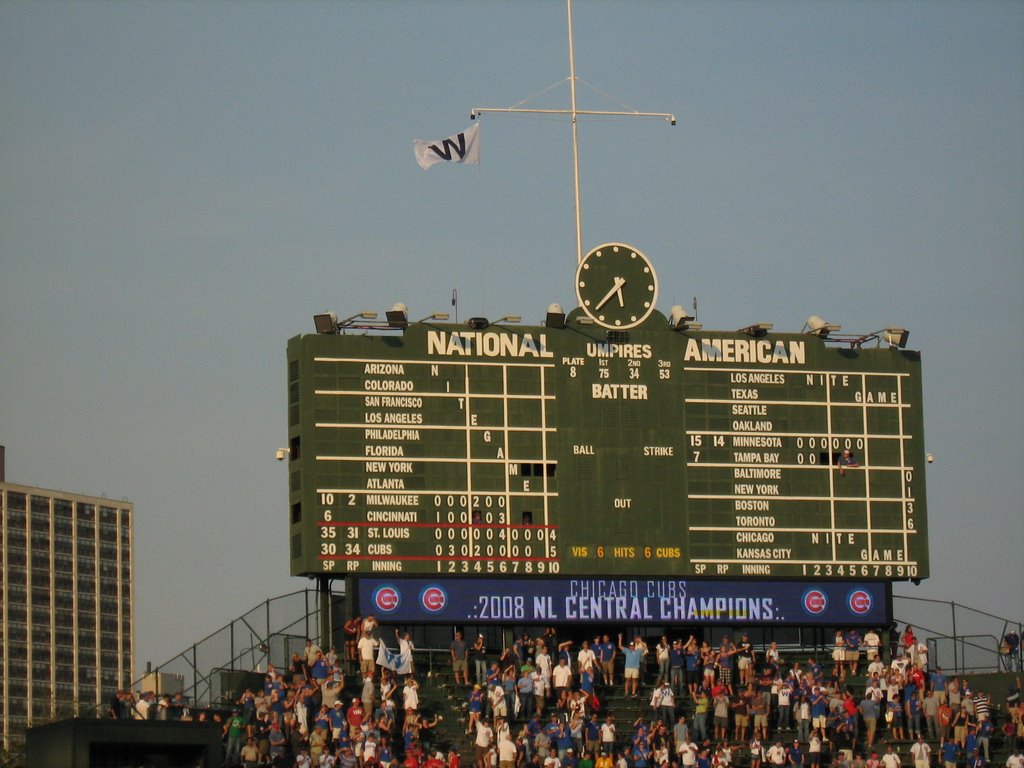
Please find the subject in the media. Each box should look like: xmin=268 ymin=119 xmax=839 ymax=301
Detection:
xmin=317 ymin=555 xmax=557 ymax=561
xmin=319 ymin=521 xmax=558 ymax=529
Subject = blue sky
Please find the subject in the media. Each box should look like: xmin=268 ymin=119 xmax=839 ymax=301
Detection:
xmin=1 ymin=0 xmax=1021 ymax=667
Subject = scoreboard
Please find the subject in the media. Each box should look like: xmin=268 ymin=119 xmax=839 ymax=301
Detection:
xmin=286 ymin=307 xmax=928 ymax=582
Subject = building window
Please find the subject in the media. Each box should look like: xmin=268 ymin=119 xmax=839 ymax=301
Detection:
xmin=31 ymin=626 xmax=50 ymax=647
xmin=6 ymin=548 xmax=26 ymax=569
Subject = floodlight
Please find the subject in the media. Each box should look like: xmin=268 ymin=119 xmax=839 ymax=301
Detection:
xmin=494 ymin=315 xmax=522 ymax=324
xmin=883 ymin=328 xmax=909 ymax=349
xmin=805 ymin=315 xmax=841 ymax=337
xmin=545 ymin=304 xmax=567 ymax=329
xmin=669 ymin=305 xmax=694 ymax=330
xmin=417 ymin=312 xmax=450 ymax=323
xmin=739 ymin=323 xmax=773 ymax=337
xmin=339 ymin=311 xmax=377 ymax=326
xmin=386 ymin=302 xmax=409 ymax=329
xmin=313 ymin=312 xmax=339 ymax=335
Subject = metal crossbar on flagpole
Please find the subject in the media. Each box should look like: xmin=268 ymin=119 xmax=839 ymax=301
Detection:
xmin=469 ymin=0 xmax=676 ymax=265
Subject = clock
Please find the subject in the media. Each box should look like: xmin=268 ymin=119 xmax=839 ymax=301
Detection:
xmin=575 ymin=243 xmax=659 ymax=329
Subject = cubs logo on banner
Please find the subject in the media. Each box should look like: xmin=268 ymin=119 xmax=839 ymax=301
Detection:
xmin=373 ymin=585 xmax=401 ymax=613
xmin=419 ymin=585 xmax=448 ymax=614
xmin=847 ymin=589 xmax=873 ymax=615
xmin=802 ymin=588 xmax=828 ymax=615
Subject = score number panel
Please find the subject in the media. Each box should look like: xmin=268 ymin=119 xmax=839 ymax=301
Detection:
xmin=684 ymin=366 xmax=923 ymax=579
xmin=311 ymin=353 xmax=561 ymax=575
xmin=287 ymin=324 xmax=928 ymax=580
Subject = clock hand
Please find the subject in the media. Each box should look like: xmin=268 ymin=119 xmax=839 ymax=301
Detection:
xmin=594 ymin=276 xmax=626 ymax=310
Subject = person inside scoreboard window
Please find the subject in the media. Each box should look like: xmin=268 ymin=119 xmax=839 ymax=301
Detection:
xmin=836 ymin=449 xmax=860 ymax=476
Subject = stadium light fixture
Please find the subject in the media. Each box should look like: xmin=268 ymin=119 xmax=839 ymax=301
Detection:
xmin=332 ymin=311 xmax=378 ymax=334
xmin=545 ymin=304 xmax=567 ymax=329
xmin=883 ymin=327 xmax=910 ymax=349
xmin=386 ymin=302 xmax=409 ymax=329
xmin=341 ymin=311 xmax=377 ymax=325
xmin=494 ymin=315 xmax=522 ymax=324
xmin=739 ymin=323 xmax=773 ymax=337
xmin=669 ymin=305 xmax=695 ymax=330
xmin=313 ymin=311 xmax=339 ymax=334
xmin=416 ymin=312 xmax=449 ymax=323
xmin=847 ymin=326 xmax=911 ymax=349
xmin=804 ymin=315 xmax=841 ymax=337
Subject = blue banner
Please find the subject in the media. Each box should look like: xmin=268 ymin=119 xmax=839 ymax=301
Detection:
xmin=356 ymin=578 xmax=889 ymax=625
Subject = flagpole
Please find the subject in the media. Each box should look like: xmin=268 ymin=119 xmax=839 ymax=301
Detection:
xmin=568 ymin=0 xmax=583 ymax=265
xmin=469 ymin=0 xmax=675 ymax=266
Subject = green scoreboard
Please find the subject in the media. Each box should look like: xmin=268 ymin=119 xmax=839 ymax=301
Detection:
xmin=286 ymin=245 xmax=928 ymax=582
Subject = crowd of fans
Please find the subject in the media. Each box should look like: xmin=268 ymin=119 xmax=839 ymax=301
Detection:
xmin=108 ymin=619 xmax=1024 ymax=768
xmin=451 ymin=625 xmax=1022 ymax=768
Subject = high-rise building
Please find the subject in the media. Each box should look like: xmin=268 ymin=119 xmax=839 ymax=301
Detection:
xmin=0 ymin=447 xmax=134 ymax=755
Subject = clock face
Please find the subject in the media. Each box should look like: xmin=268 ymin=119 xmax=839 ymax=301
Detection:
xmin=575 ymin=243 xmax=659 ymax=329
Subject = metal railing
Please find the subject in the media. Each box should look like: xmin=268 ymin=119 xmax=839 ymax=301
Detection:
xmin=93 ymin=589 xmax=1024 ymax=708
xmin=147 ymin=588 xmax=333 ymax=704
xmin=893 ymin=593 xmax=1022 ymax=674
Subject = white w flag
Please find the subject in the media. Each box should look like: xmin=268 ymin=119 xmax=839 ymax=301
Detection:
xmin=376 ymin=642 xmax=413 ymax=675
xmin=414 ymin=124 xmax=480 ymax=169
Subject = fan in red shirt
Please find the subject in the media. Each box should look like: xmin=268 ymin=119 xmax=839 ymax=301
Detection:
xmin=347 ymin=698 xmax=364 ymax=738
